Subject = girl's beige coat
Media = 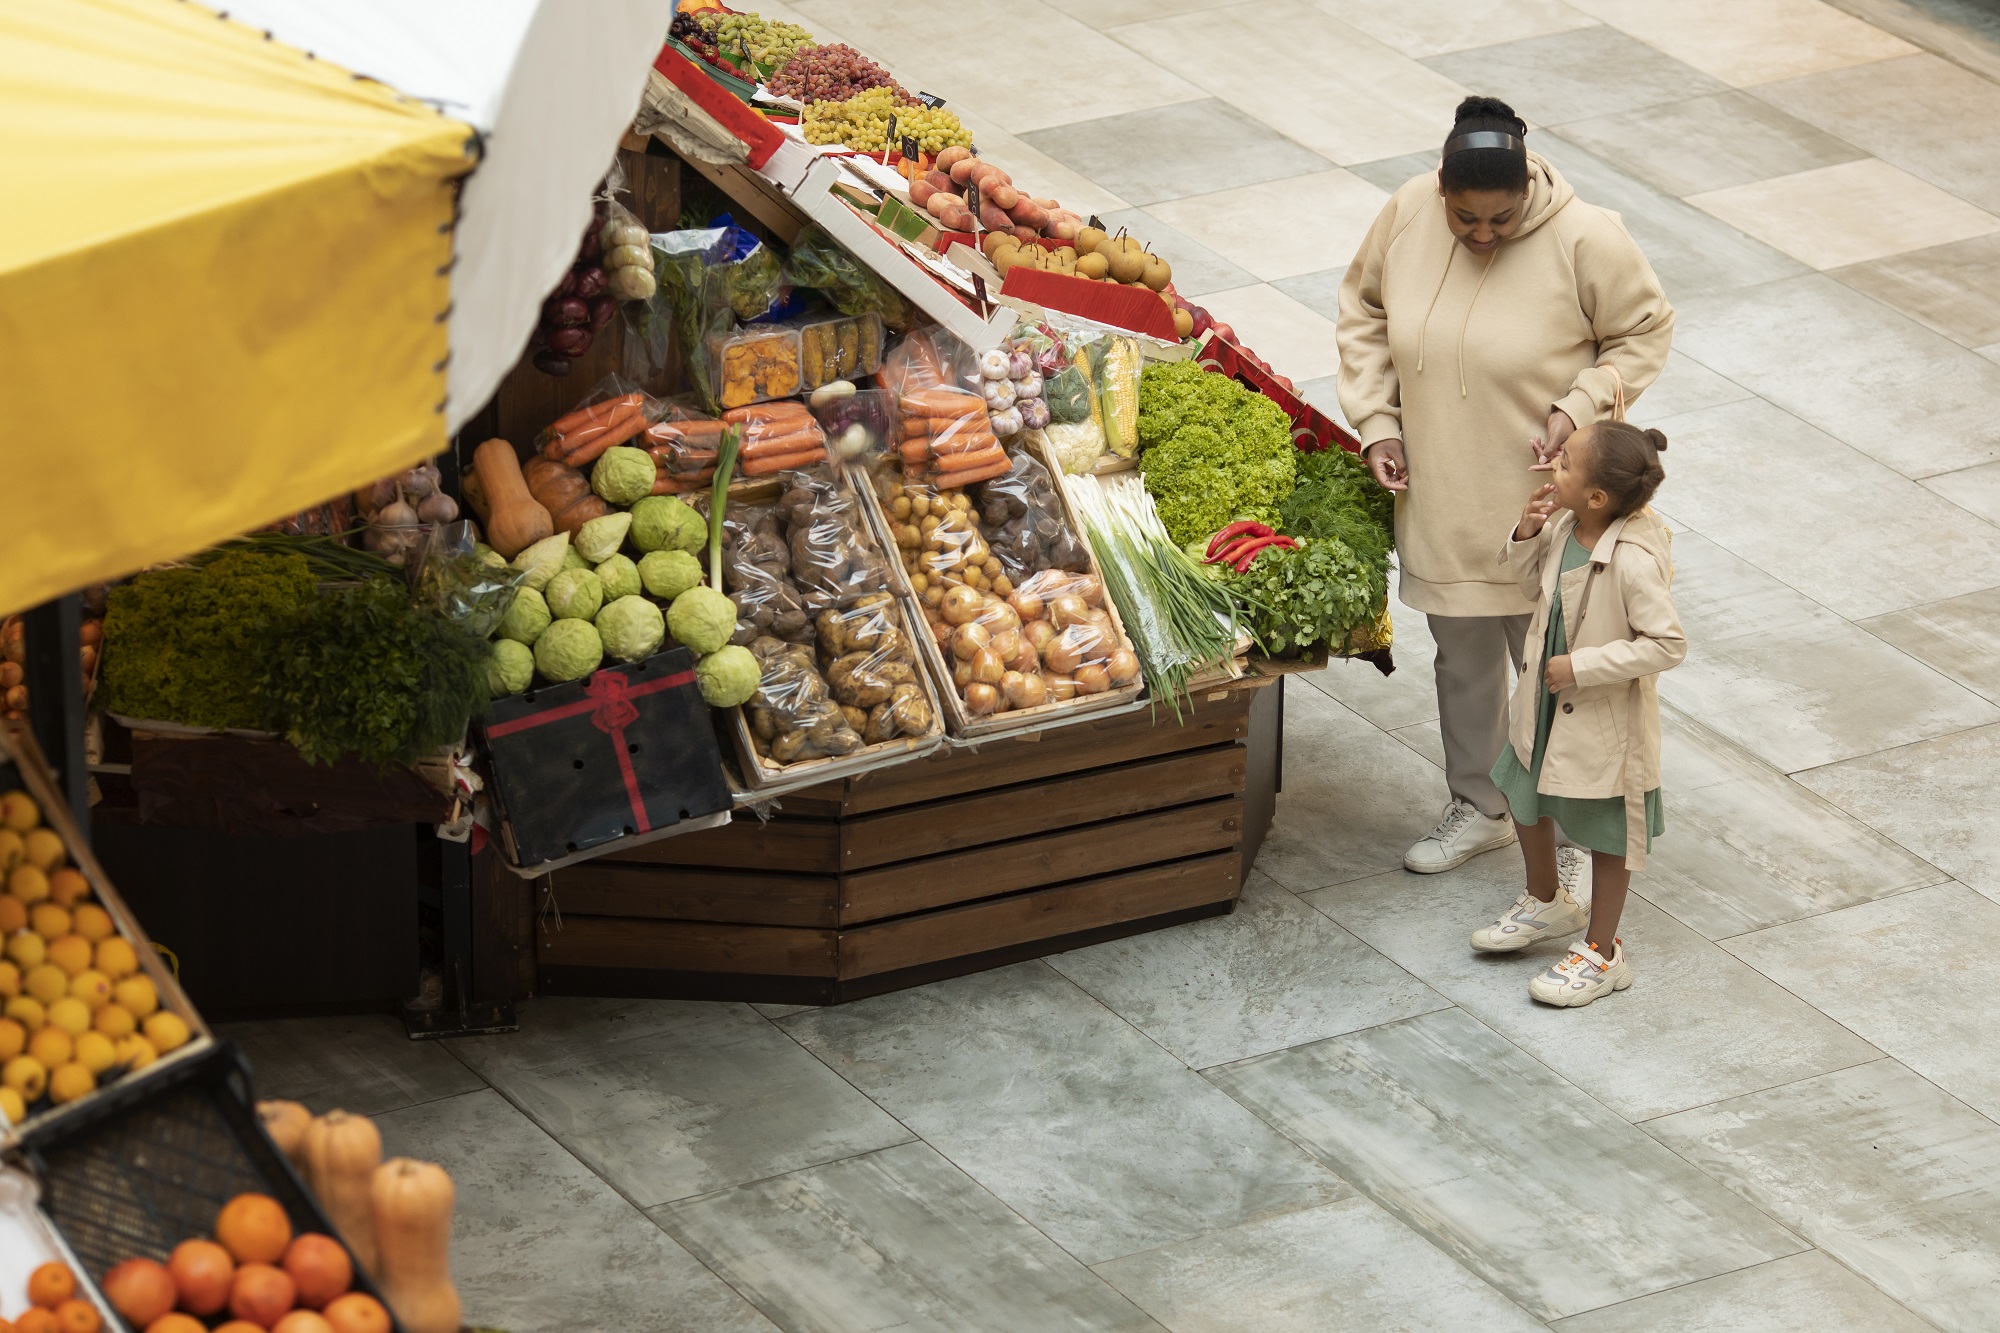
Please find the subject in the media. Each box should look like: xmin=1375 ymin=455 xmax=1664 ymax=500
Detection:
xmin=1501 ymin=506 xmax=1684 ymax=869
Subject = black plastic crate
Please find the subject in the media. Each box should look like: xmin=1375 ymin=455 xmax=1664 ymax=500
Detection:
xmin=17 ymin=1040 xmax=404 ymax=1332
xmin=481 ymin=648 xmax=732 ymax=872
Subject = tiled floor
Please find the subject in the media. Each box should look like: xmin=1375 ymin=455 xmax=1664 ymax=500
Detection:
xmin=229 ymin=2 xmax=2000 ymax=1328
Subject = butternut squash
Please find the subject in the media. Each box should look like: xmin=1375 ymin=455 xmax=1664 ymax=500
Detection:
xmin=256 ymin=1100 xmax=312 ymax=1174
xmin=303 ymin=1110 xmax=381 ymax=1276
xmin=472 ymin=437 xmax=553 ymax=557
xmin=370 ymin=1158 xmax=460 ymax=1333
xmin=522 ymin=455 xmax=611 ymax=536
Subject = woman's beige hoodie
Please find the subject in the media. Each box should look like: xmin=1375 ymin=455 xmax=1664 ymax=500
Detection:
xmin=1337 ymin=154 xmax=1675 ymax=617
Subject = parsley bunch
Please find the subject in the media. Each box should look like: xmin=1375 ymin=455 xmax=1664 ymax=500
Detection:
xmin=1229 ymin=537 xmax=1377 ymax=655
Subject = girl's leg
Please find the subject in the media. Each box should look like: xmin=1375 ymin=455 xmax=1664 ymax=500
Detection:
xmin=1587 ymin=852 xmax=1630 ymax=952
xmin=1519 ymin=818 xmax=1560 ymax=901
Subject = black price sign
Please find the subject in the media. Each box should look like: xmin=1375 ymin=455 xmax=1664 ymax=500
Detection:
xmin=1088 ymin=214 xmax=1106 ymax=232
xmin=886 ymin=112 xmax=897 ymax=147
xmin=903 ymin=134 xmax=920 ymax=161
xmin=967 ymin=179 xmax=982 ymax=231
xmin=917 ymin=92 xmax=946 ymax=108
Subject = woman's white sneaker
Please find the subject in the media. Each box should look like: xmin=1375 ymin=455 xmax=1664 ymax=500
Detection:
xmin=1404 ymin=799 xmax=1516 ymax=873
xmin=1527 ymin=940 xmax=1632 ymax=1007
xmin=1470 ymin=889 xmax=1588 ymax=952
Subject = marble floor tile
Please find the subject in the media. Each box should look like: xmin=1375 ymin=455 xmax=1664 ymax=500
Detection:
xmin=1292 ymin=375 xmax=1347 ymax=425
xmin=1924 ymin=460 xmax=2000 ymax=525
xmin=1862 ymin=586 xmax=2000 ymax=704
xmin=784 ymin=963 xmax=1349 ymax=1265
xmin=222 ymin=1013 xmax=484 ymax=1117
xmin=1832 ymin=232 xmax=2000 ymax=347
xmin=1255 ymin=684 xmax=1451 ymax=893
xmin=449 ymin=997 xmax=912 ymax=1206
xmin=1550 ymin=1249 xmax=1936 ymax=1333
xmin=949 ymin=106 xmax=1132 ymax=217
xmin=1648 ymin=1059 xmax=2000 ymax=1333
xmin=1113 ymin=2 xmax=1471 ymax=166
xmin=1044 ymin=0 xmax=1235 ymax=29
xmin=1669 ymin=273 xmax=2000 ymax=478
xmin=1567 ymin=0 xmax=1916 ymax=85
xmin=1532 ymin=133 xmax=1812 ymax=300
xmin=1391 ymin=721 xmax=1446 ymax=770
xmin=1688 ymin=158 xmax=2000 ymax=270
xmin=1659 ymin=609 xmax=2000 ymax=773
xmin=1344 ymin=150 xmax=1435 ymax=197
xmin=1208 ymin=1009 xmax=1806 ymax=1320
xmin=1626 ymin=349 xmax=1755 ymax=426
xmin=1643 ymin=397 xmax=2000 ymax=616
xmin=1795 ymin=723 xmax=2000 ymax=900
xmin=1644 ymin=706 xmax=1946 ymax=939
xmin=1149 ymin=171 xmax=1391 ymax=282
xmin=792 ymin=0 xmax=1203 ymax=134
xmin=1270 ymin=266 xmax=1345 ymax=323
xmin=1315 ymin=0 xmax=1596 ymax=59
xmin=1022 ymin=99 xmax=1330 ymax=208
xmin=1305 ymin=859 xmax=1881 ymax=1121
xmin=1097 ymin=206 xmax=1257 ymax=298
xmin=1425 ymin=26 xmax=1728 ymax=126
xmin=1305 ymin=598 xmax=1438 ymax=731
xmin=1093 ymin=1196 xmax=1545 ymax=1332
xmin=1754 ymin=52 xmax=2000 ymax=212
xmin=1551 ymin=91 xmax=1868 ymax=198
xmin=1047 ymin=873 xmax=1448 ymax=1070
xmin=1727 ymin=883 xmax=2000 ymax=1118
xmin=1184 ymin=284 xmax=1342 ymax=381
xmin=378 ymin=1090 xmax=776 ymax=1333
xmin=659 ymin=1142 xmax=1161 ymax=1333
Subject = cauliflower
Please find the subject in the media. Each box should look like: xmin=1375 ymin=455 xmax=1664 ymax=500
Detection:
xmin=595 ymin=553 xmax=642 ymax=601
xmin=592 ymin=446 xmax=657 ymax=506
xmin=487 ymin=638 xmax=534 ymax=697
xmin=667 ymin=585 xmax=736 ymax=655
xmin=637 ymin=549 xmax=703 ymax=600
xmin=510 ymin=532 xmax=571 ymax=591
xmin=696 ymin=644 xmax=759 ymax=707
xmin=533 ymin=618 xmax=603 ymax=683
xmin=596 ymin=595 xmax=666 ymax=663
xmin=575 ymin=512 xmax=633 ymax=564
xmin=497 ymin=587 xmax=551 ymax=644
xmin=546 ymin=567 xmax=605 ymax=622
xmin=628 ymin=495 xmax=706 ymax=554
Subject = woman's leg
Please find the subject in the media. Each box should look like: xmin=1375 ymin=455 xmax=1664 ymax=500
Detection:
xmin=1519 ymin=818 xmax=1560 ymax=901
xmin=1587 ymin=852 xmax=1629 ymax=952
xmin=1429 ymin=613 xmax=1531 ymax=820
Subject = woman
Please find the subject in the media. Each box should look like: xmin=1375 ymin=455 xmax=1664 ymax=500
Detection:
xmin=1336 ymin=96 xmax=1673 ymax=876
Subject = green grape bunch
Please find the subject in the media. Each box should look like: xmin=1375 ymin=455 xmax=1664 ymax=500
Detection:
xmin=695 ymin=10 xmax=816 ymax=69
xmin=802 ymin=86 xmax=974 ymax=153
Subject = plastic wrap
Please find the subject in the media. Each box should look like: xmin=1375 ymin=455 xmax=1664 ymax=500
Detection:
xmin=415 ymin=521 xmax=528 ymax=637
xmin=644 ymin=399 xmax=727 ymax=494
xmin=656 ymin=221 xmax=792 ymax=412
xmin=875 ymin=324 xmax=977 ymax=397
xmin=973 ymin=449 xmax=1092 ymax=582
xmin=785 ymin=225 xmax=915 ymax=331
xmin=743 ymin=635 xmax=862 ymax=764
xmin=895 ymin=388 xmax=1008 ymax=486
xmin=720 ymin=505 xmax=811 ymax=645
xmin=795 ymin=310 xmax=885 ymax=389
xmin=811 ymin=385 xmax=896 ymax=463
xmin=708 ymin=324 xmax=803 ymax=409
xmin=773 ymin=466 xmax=891 ymax=612
xmin=537 ymin=375 xmax=665 ymax=466
xmin=725 ymin=401 xmax=828 ymax=475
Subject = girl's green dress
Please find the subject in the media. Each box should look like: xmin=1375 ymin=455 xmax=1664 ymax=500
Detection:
xmin=1492 ymin=532 xmax=1664 ymax=857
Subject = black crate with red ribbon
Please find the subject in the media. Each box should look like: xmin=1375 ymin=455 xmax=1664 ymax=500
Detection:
xmin=479 ymin=648 xmax=733 ymax=874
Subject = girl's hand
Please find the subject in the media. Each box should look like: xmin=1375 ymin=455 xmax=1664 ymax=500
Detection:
xmin=1365 ymin=439 xmax=1410 ymax=492
xmin=1544 ymin=654 xmax=1576 ymax=693
xmin=1530 ymin=408 xmax=1576 ymax=472
xmin=1515 ymin=484 xmax=1557 ymax=540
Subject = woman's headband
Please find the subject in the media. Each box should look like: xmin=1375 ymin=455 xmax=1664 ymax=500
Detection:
xmin=1443 ymin=129 xmax=1524 ymax=157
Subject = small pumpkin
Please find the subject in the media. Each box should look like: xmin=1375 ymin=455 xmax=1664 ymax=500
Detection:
xmin=472 ymin=437 xmax=554 ymax=557
xmin=523 ymin=456 xmax=612 ymax=536
xmin=302 ymin=1111 xmax=381 ymax=1275
xmin=257 ymin=1100 xmax=312 ymax=1173
xmin=370 ymin=1158 xmax=460 ymax=1333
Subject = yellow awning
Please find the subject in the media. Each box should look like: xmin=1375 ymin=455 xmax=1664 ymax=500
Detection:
xmin=0 ymin=0 xmax=478 ymax=617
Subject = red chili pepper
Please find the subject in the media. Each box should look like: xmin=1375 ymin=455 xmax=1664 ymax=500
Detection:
xmin=1230 ymin=535 xmax=1289 ymax=572
xmin=1208 ymin=534 xmax=1261 ymax=565
xmin=1204 ymin=520 xmax=1273 ymax=561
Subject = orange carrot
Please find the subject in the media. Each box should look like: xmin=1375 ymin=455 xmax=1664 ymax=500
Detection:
xmin=550 ymin=393 xmax=642 ymax=438
xmin=558 ymin=408 xmax=649 ymax=466
xmin=743 ymin=428 xmax=826 ymax=457
xmin=723 ymin=402 xmax=813 ymax=425
xmin=652 ymin=472 xmax=716 ymax=494
xmin=928 ymin=443 xmax=1006 ymax=476
xmin=932 ymin=455 xmax=1012 ymax=489
xmin=930 ymin=428 xmax=999 ymax=457
xmin=743 ymin=447 xmax=827 ymax=476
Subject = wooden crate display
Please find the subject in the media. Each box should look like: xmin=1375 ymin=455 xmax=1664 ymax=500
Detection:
xmin=534 ymin=681 xmax=1273 ymax=1003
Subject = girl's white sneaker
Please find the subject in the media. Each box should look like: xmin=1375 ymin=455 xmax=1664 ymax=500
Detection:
xmin=1470 ymin=888 xmax=1588 ymax=952
xmin=1528 ymin=940 xmax=1632 ymax=1007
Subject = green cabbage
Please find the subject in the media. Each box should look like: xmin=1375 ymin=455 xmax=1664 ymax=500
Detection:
xmin=497 ymin=587 xmax=551 ymax=644
xmin=576 ymin=512 xmax=634 ymax=564
xmin=597 ymin=595 xmax=666 ymax=663
xmin=637 ymin=549 xmax=703 ymax=600
xmin=487 ymin=638 xmax=534 ymax=697
xmin=533 ymin=618 xmax=603 ymax=682
xmin=595 ymin=553 xmax=642 ymax=601
xmin=696 ymin=644 xmax=759 ymax=707
xmin=545 ymin=567 xmax=605 ymax=621
xmin=667 ymin=585 xmax=736 ymax=655
xmin=592 ymin=446 xmax=657 ymax=506
xmin=628 ymin=495 xmax=707 ymax=554
xmin=510 ymin=532 xmax=572 ymax=591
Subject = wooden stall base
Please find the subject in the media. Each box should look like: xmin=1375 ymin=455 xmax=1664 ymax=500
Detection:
xmin=533 ymin=679 xmax=1282 ymax=1004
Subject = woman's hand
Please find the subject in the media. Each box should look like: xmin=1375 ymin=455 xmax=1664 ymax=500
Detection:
xmin=1544 ymin=654 xmax=1576 ymax=693
xmin=1515 ymin=484 xmax=1557 ymax=541
xmin=1529 ymin=408 xmax=1577 ymax=471
xmin=1365 ymin=439 xmax=1409 ymax=492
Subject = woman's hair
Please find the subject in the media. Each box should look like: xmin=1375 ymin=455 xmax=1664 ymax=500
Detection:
xmin=1587 ymin=422 xmax=1668 ymax=516
xmin=1440 ymin=96 xmax=1529 ymax=194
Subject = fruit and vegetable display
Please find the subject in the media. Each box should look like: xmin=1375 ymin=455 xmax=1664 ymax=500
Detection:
xmin=802 ymin=89 xmax=970 ymax=155
xmin=729 ymin=401 xmax=828 ymax=476
xmin=529 ymin=210 xmax=619 ymax=378
xmin=767 ymin=43 xmax=906 ymax=105
xmin=351 ymin=461 xmax=458 ymax=566
xmin=6 ymin=1260 xmax=104 ymax=1333
xmin=681 ymin=9 xmax=816 ymax=76
xmin=719 ymin=465 xmax=939 ymax=772
xmin=1137 ymin=359 xmax=1298 ymax=549
xmin=0 ymin=597 xmax=103 ymax=723
xmin=0 ymin=789 xmax=192 ymax=1131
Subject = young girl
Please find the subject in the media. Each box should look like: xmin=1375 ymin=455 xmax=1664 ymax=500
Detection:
xmin=1470 ymin=421 xmax=1684 ymax=1007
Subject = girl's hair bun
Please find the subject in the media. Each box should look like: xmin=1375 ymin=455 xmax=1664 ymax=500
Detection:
xmin=1644 ymin=427 xmax=1668 ymax=453
xmin=1453 ymin=96 xmax=1525 ymax=134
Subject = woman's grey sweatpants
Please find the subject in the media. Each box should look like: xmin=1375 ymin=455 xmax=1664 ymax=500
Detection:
xmin=1428 ymin=612 xmax=1530 ymax=820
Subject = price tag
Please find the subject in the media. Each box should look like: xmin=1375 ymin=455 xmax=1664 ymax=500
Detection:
xmin=973 ymin=275 xmax=989 ymax=304
xmin=886 ymin=113 xmax=898 ymax=148
xmin=1088 ymin=214 xmax=1105 ymax=232
xmin=902 ymin=134 xmax=920 ymax=162
xmin=966 ymin=179 xmax=982 ymax=231
xmin=918 ymin=92 xmax=947 ymax=108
